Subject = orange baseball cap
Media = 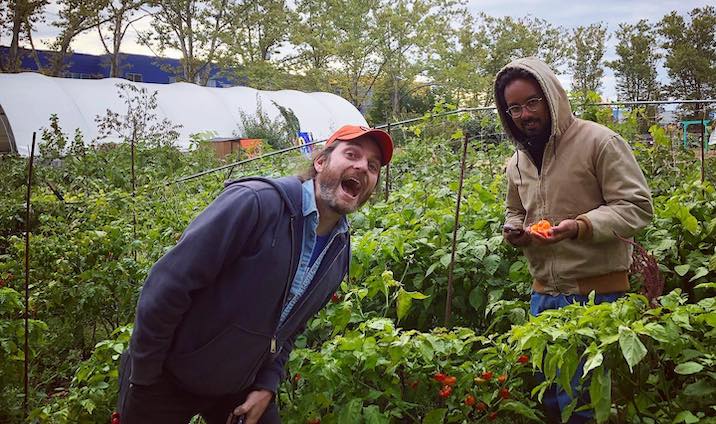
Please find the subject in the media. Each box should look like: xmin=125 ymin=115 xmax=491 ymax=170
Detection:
xmin=325 ymin=125 xmax=394 ymax=165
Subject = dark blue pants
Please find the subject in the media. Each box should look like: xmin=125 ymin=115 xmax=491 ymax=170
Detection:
xmin=118 ymin=352 xmax=280 ymax=424
xmin=530 ymin=291 xmax=623 ymax=424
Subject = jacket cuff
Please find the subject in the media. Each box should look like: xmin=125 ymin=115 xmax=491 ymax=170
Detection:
xmin=575 ymin=215 xmax=593 ymax=241
xmin=252 ymin=366 xmax=282 ymax=394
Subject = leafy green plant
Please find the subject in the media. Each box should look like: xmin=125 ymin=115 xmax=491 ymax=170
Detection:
xmin=29 ymin=325 xmax=131 ymax=424
xmin=511 ymin=290 xmax=716 ymax=423
xmin=238 ymin=97 xmax=299 ymax=150
xmin=282 ymin=319 xmax=541 ymax=423
xmin=0 ymin=287 xmax=48 ymax=423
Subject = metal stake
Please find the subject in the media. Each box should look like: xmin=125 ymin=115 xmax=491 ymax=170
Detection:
xmin=444 ymin=133 xmax=469 ymax=326
xmin=701 ymin=104 xmax=706 ymax=184
xmin=23 ymin=132 xmax=36 ymax=418
xmin=385 ymin=123 xmax=391 ymax=201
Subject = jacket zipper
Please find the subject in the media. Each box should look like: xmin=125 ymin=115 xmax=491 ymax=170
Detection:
xmin=543 ymin=136 xmax=559 ymax=287
xmin=271 ymin=216 xmax=296 ymax=354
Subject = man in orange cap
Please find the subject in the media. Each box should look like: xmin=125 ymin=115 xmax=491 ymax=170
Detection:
xmin=120 ymin=125 xmax=392 ymax=423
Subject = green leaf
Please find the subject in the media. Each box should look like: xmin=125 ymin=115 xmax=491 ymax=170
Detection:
xmin=488 ymin=289 xmax=504 ymax=304
xmin=589 ymin=369 xmax=611 ymax=423
xmin=689 ymin=267 xmax=708 ymax=282
xmin=396 ymin=288 xmax=412 ymax=322
xmin=618 ymin=326 xmax=647 ymax=372
xmin=483 ymin=254 xmax=501 ymax=275
xmin=673 ymin=410 xmax=700 ymax=423
xmin=425 ymin=263 xmax=438 ymax=277
xmin=561 ymin=398 xmax=578 ymax=424
xmin=675 ymin=265 xmax=690 ymax=276
xmin=331 ymin=305 xmax=352 ymax=336
xmin=498 ymin=400 xmax=541 ymax=421
xmin=583 ymin=350 xmax=604 ymax=378
xmin=474 ymin=245 xmax=487 ymax=260
xmin=558 ymin=346 xmax=578 ymax=398
xmin=423 ymin=408 xmax=447 ymax=424
xmin=683 ymin=379 xmax=716 ymax=397
xmin=674 ymin=362 xmax=704 ymax=375
xmin=469 ymin=287 xmax=485 ymax=312
xmin=407 ymin=291 xmax=429 ymax=300
xmin=338 ymin=398 xmax=363 ymax=424
xmin=364 ymin=405 xmax=389 ymax=424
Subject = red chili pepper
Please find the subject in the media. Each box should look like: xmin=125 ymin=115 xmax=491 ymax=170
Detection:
xmin=438 ymin=385 xmax=453 ymax=398
xmin=464 ymin=394 xmax=476 ymax=406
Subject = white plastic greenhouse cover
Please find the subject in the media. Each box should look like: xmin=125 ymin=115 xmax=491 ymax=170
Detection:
xmin=0 ymin=72 xmax=368 ymax=156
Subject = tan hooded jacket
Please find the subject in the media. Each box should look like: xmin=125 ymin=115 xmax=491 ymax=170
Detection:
xmin=495 ymin=57 xmax=653 ymax=295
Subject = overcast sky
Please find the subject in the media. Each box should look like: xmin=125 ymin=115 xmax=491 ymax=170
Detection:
xmin=27 ymin=0 xmax=713 ymax=100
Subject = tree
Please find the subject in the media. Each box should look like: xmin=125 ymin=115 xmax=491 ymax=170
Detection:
xmin=221 ymin=0 xmax=295 ymax=89
xmin=2 ymin=0 xmax=47 ymax=72
xmin=569 ymin=23 xmax=608 ymax=99
xmin=141 ymin=0 xmax=234 ymax=85
xmin=374 ymin=0 xmax=462 ymax=119
xmin=288 ymin=0 xmax=340 ymax=92
xmin=607 ymin=20 xmax=661 ymax=102
xmin=427 ymin=13 xmax=570 ymax=107
xmin=47 ymin=0 xmax=107 ymax=76
xmin=426 ymin=12 xmax=489 ymax=107
xmin=326 ymin=0 xmax=387 ymax=110
xmin=659 ymin=6 xmax=716 ymax=118
xmin=97 ymin=0 xmax=148 ymax=78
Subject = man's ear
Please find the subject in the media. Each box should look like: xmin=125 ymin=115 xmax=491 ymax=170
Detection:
xmin=314 ymin=154 xmax=327 ymax=173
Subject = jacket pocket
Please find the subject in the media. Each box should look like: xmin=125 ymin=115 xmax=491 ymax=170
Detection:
xmin=165 ymin=324 xmax=270 ymax=396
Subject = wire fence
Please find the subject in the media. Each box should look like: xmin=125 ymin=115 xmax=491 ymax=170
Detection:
xmin=168 ymin=99 xmax=716 ymax=187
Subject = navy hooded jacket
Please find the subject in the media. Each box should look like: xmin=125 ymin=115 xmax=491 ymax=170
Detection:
xmin=129 ymin=176 xmax=350 ymax=396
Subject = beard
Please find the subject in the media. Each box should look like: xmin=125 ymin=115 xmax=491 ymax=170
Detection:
xmin=520 ymin=117 xmax=549 ymax=140
xmin=316 ymin=167 xmax=374 ymax=215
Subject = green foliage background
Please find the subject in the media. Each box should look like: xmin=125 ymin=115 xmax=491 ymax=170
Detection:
xmin=1 ymin=102 xmax=716 ymax=423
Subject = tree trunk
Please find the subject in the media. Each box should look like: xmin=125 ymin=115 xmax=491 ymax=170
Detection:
xmin=8 ymin=0 xmax=25 ymax=72
xmin=49 ymin=36 xmax=73 ymax=77
xmin=25 ymin=19 xmax=44 ymax=72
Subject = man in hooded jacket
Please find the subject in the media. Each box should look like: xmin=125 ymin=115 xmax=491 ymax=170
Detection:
xmin=496 ymin=57 xmax=653 ymax=422
xmin=118 ymin=125 xmax=393 ymax=424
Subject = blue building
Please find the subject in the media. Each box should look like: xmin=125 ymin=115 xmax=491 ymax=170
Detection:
xmin=0 ymin=46 xmax=235 ymax=87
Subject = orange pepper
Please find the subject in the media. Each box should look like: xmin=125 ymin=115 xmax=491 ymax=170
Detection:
xmin=528 ymin=219 xmax=552 ymax=237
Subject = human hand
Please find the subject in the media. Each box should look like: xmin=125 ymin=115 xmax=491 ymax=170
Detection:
xmin=503 ymin=225 xmax=531 ymax=247
xmin=529 ymin=219 xmax=578 ymax=245
xmin=226 ymin=389 xmax=273 ymax=424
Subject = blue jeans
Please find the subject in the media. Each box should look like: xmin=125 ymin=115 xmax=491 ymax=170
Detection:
xmin=530 ymin=292 xmax=623 ymax=424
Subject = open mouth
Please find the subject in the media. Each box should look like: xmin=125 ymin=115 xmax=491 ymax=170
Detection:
xmin=340 ymin=176 xmax=362 ymax=199
xmin=524 ymin=120 xmax=539 ymax=130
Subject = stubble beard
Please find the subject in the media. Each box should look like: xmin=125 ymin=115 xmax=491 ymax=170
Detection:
xmin=317 ymin=169 xmax=373 ymax=215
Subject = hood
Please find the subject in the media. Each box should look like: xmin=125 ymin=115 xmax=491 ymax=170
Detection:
xmin=225 ymin=176 xmax=301 ymax=218
xmin=493 ymin=57 xmax=574 ymax=148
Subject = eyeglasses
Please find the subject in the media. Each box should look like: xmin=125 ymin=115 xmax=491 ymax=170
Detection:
xmin=506 ymin=97 xmax=543 ymax=119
